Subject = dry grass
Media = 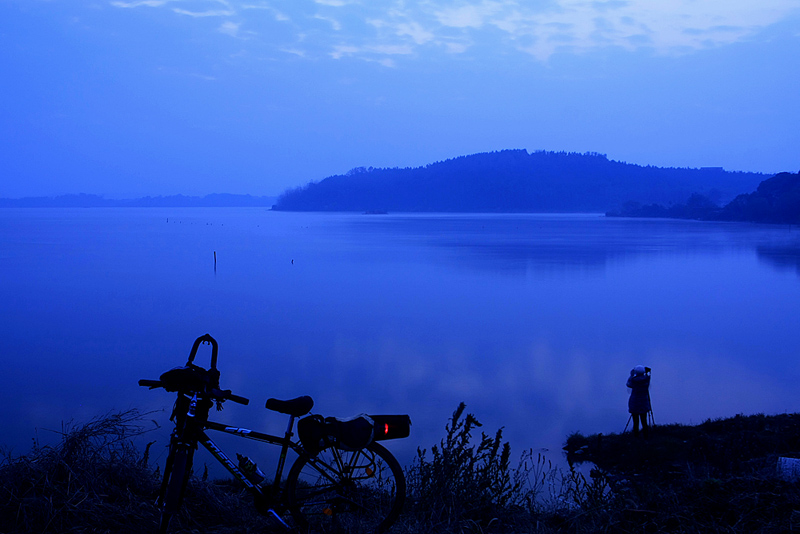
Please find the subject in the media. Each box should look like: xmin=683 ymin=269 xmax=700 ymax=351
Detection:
xmin=562 ymin=413 xmax=800 ymax=534
xmin=4 ymin=408 xmax=800 ymax=533
xmin=0 ymin=409 xmax=264 ymax=534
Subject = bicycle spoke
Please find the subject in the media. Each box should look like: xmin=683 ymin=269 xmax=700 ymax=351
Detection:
xmin=287 ymin=443 xmax=405 ymax=533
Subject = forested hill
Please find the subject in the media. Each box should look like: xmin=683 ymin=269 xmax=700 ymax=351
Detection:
xmin=608 ymin=171 xmax=800 ymax=224
xmin=272 ymin=150 xmax=765 ymax=213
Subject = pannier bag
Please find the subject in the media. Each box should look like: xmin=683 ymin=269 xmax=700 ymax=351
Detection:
xmin=297 ymin=414 xmax=375 ymax=453
xmin=297 ymin=413 xmax=411 ymax=455
xmin=325 ymin=414 xmax=375 ymax=451
xmin=297 ymin=414 xmax=327 ymax=455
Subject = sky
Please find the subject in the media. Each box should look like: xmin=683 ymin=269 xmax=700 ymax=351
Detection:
xmin=2 ymin=0 xmax=799 ymax=199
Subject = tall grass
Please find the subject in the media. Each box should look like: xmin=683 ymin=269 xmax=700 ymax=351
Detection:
xmin=0 ymin=409 xmax=159 ymax=533
xmin=0 ymin=409 xmax=263 ymax=534
xmin=404 ymin=402 xmax=523 ymax=530
xmin=6 ymin=406 xmax=794 ymax=533
xmin=400 ymin=402 xmax=614 ymax=533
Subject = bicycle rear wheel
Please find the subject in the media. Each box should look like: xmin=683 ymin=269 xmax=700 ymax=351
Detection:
xmin=159 ymin=444 xmax=194 ymax=534
xmin=286 ymin=442 xmax=405 ymax=534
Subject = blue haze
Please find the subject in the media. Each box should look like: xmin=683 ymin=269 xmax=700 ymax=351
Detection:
xmin=2 ymin=209 xmax=800 ymax=469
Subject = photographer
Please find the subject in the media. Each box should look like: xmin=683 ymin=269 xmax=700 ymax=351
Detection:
xmin=626 ymin=365 xmax=652 ymax=437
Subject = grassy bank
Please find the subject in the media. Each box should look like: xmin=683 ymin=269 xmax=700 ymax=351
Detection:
xmin=563 ymin=413 xmax=800 ymax=533
xmin=3 ymin=407 xmax=800 ymax=533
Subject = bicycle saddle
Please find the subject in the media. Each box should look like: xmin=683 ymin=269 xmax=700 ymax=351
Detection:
xmin=266 ymin=395 xmax=314 ymax=416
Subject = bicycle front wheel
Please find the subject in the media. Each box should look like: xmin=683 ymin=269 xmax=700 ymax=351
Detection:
xmin=286 ymin=442 xmax=405 ymax=534
xmin=159 ymin=444 xmax=194 ymax=534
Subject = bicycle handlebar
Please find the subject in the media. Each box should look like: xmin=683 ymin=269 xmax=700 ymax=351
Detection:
xmin=216 ymin=389 xmax=250 ymax=405
xmin=138 ymin=379 xmax=250 ymax=405
xmin=187 ymin=333 xmax=218 ymax=370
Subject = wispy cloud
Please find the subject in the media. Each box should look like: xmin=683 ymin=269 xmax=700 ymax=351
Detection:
xmin=110 ymin=0 xmax=169 ymax=7
xmin=108 ymin=0 xmax=800 ymax=62
xmin=314 ymin=0 xmax=355 ymax=6
xmin=173 ymin=8 xmax=235 ymax=17
xmin=242 ymin=3 xmax=290 ymax=22
xmin=218 ymin=20 xmax=240 ymax=36
xmin=426 ymin=0 xmax=800 ymax=59
xmin=329 ymin=41 xmax=413 ymax=65
xmin=314 ymin=14 xmax=342 ymax=31
xmin=395 ymin=21 xmax=436 ymax=45
xmin=434 ymin=1 xmax=506 ymax=29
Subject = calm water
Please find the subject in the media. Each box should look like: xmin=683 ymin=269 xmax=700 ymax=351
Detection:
xmin=2 ymin=208 xmax=800 ymax=470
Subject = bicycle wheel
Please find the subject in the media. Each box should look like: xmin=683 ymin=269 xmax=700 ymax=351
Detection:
xmin=286 ymin=442 xmax=405 ymax=534
xmin=159 ymin=444 xmax=194 ymax=534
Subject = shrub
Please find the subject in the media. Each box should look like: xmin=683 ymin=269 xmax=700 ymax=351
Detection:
xmin=404 ymin=402 xmax=529 ymax=531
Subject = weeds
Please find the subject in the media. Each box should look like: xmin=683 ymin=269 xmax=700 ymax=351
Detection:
xmin=404 ymin=402 xmax=522 ymax=531
xmin=0 ymin=409 xmax=262 ymax=534
xmin=4 ymin=405 xmax=798 ymax=533
xmin=402 ymin=403 xmax=612 ymax=533
xmin=0 ymin=409 xmax=160 ymax=533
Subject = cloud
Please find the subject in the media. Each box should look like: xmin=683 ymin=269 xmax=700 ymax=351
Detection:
xmin=241 ymin=2 xmax=290 ymax=22
xmin=218 ymin=21 xmax=240 ymax=36
xmin=110 ymin=0 xmax=169 ymax=7
xmin=173 ymin=8 xmax=235 ymax=17
xmin=107 ymin=0 xmax=800 ymax=62
xmin=370 ymin=44 xmax=414 ymax=55
xmin=329 ymin=42 xmax=413 ymax=65
xmin=315 ymin=14 xmax=342 ymax=31
xmin=427 ymin=0 xmax=800 ymax=59
xmin=280 ymin=47 xmax=307 ymax=57
xmin=443 ymin=41 xmax=471 ymax=54
xmin=395 ymin=21 xmax=436 ymax=45
xmin=314 ymin=0 xmax=354 ymax=6
xmin=330 ymin=44 xmax=361 ymax=59
xmin=434 ymin=1 xmax=507 ymax=29
xmin=111 ymin=0 xmax=233 ymax=12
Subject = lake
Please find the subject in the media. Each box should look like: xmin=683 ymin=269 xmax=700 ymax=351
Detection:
xmin=2 ymin=208 xmax=800 ymax=471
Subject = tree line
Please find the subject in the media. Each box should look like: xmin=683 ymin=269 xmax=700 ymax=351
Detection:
xmin=272 ymin=150 xmax=765 ymax=213
xmin=608 ymin=171 xmax=800 ymax=224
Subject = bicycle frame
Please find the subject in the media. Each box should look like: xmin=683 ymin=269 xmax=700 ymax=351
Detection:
xmin=200 ymin=417 xmax=303 ymax=498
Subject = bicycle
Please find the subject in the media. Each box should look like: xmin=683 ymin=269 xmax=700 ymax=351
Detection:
xmin=139 ymin=334 xmax=410 ymax=533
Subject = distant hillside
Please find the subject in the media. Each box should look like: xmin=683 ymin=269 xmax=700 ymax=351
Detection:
xmin=717 ymin=171 xmax=800 ymax=223
xmin=608 ymin=171 xmax=800 ymax=224
xmin=0 ymin=193 xmax=278 ymax=208
xmin=272 ymin=150 xmax=765 ymax=213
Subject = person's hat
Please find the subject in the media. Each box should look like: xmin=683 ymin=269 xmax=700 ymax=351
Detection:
xmin=633 ymin=365 xmax=646 ymax=374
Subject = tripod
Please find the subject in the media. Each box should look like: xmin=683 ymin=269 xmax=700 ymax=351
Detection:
xmin=624 ymin=410 xmax=655 ymax=433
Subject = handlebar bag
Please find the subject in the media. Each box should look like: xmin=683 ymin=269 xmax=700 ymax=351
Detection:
xmin=159 ymin=365 xmax=211 ymax=393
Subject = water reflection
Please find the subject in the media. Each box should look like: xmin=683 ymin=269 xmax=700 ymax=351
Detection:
xmin=347 ymin=214 xmax=800 ymax=277
xmin=757 ymin=244 xmax=800 ymax=275
xmin=1 ymin=209 xmax=799 ymax=474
